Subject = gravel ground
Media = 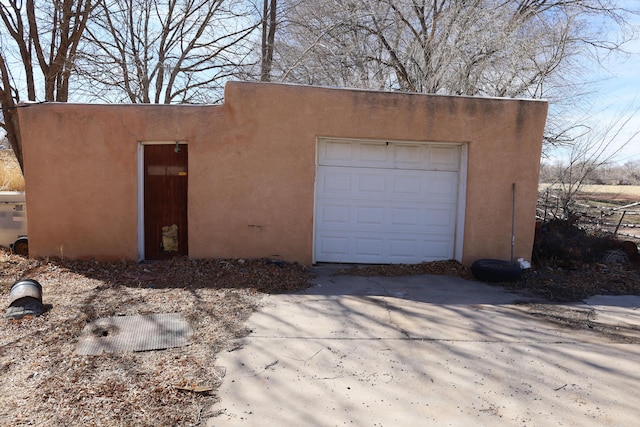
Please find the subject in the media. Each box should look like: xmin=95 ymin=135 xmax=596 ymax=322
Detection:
xmin=1 ymin=250 xmax=639 ymax=425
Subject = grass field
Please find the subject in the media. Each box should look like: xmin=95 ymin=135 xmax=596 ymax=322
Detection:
xmin=0 ymin=149 xmax=25 ymax=191
xmin=576 ymin=185 xmax=640 ymax=198
xmin=540 ymin=183 xmax=640 ymax=201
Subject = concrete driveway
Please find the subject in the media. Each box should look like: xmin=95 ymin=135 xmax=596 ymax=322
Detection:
xmin=208 ymin=265 xmax=640 ymax=426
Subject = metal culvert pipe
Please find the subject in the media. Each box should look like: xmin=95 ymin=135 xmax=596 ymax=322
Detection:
xmin=8 ymin=279 xmax=42 ymax=306
xmin=6 ymin=279 xmax=44 ymax=320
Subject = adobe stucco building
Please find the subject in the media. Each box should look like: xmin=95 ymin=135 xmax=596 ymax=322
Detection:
xmin=17 ymin=81 xmax=547 ymax=266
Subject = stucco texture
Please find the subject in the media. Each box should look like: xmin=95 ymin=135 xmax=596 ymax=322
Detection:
xmin=17 ymin=81 xmax=547 ymax=265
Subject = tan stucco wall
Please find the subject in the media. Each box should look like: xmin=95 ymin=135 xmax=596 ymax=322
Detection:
xmin=18 ymin=81 xmax=547 ymax=265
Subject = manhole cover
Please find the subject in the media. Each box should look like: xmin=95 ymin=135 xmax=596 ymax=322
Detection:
xmin=75 ymin=313 xmax=191 ymax=355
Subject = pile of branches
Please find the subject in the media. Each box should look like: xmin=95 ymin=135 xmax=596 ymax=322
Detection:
xmin=533 ymin=219 xmax=639 ymax=269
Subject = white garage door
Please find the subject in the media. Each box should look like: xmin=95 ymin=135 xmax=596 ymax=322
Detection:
xmin=314 ymin=138 xmax=463 ymax=264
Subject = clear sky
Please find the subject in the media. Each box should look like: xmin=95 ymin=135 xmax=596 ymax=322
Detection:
xmin=575 ymin=4 xmax=640 ymax=164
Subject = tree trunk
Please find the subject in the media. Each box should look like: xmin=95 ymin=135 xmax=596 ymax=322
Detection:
xmin=0 ymin=54 xmax=24 ymax=173
xmin=260 ymin=0 xmax=277 ymax=82
xmin=0 ymin=0 xmax=93 ymax=172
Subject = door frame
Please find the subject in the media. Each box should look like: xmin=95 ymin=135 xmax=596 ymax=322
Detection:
xmin=312 ymin=137 xmax=468 ymax=264
xmin=137 ymin=140 xmax=188 ymax=261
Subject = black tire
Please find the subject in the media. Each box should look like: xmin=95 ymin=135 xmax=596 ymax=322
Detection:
xmin=471 ymin=258 xmax=523 ymax=282
xmin=12 ymin=237 xmax=29 ymax=256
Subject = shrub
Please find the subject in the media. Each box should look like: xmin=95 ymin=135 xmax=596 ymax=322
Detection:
xmin=0 ymin=149 xmax=25 ymax=191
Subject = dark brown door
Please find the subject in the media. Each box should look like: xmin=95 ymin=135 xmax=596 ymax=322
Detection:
xmin=144 ymin=144 xmax=188 ymax=260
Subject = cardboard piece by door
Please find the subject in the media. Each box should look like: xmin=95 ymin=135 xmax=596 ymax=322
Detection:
xmin=143 ymin=144 xmax=188 ymax=260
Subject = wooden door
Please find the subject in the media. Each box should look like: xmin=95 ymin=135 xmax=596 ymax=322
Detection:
xmin=144 ymin=144 xmax=188 ymax=260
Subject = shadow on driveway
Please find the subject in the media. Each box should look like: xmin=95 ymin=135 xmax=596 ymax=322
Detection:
xmin=208 ymin=266 xmax=640 ymax=426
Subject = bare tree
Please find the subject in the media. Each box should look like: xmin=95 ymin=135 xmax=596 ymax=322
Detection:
xmin=75 ymin=0 xmax=258 ymax=104
xmin=543 ymin=107 xmax=640 ymax=218
xmin=622 ymin=160 xmax=640 ymax=184
xmin=277 ymin=1 xmax=634 ymax=97
xmin=0 ymin=0 xmax=94 ymax=171
xmin=260 ymin=0 xmax=277 ymax=81
xmin=272 ymin=1 xmax=391 ymax=88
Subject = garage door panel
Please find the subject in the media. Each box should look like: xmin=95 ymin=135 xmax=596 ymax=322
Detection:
xmin=429 ymin=146 xmax=460 ymax=171
xmin=354 ymin=237 xmax=384 ymax=257
xmin=421 ymin=239 xmax=455 ymax=260
xmin=426 ymin=174 xmax=458 ymax=199
xmin=320 ymin=140 xmax=389 ymax=168
xmin=390 ymin=207 xmax=420 ymax=226
xmin=321 ymin=141 xmax=353 ymax=164
xmin=315 ymin=139 xmax=462 ymax=264
xmin=316 ymin=231 xmax=456 ymax=264
xmin=424 ymin=208 xmax=456 ymax=227
xmin=318 ymin=200 xmax=457 ymax=232
xmin=360 ymin=143 xmax=389 ymax=163
xmin=358 ymin=173 xmax=387 ymax=193
xmin=356 ymin=206 xmax=385 ymax=225
xmin=320 ymin=170 xmax=352 ymax=192
xmin=389 ymin=238 xmax=420 ymax=258
xmin=318 ymin=236 xmax=348 ymax=259
xmin=319 ymin=203 xmax=350 ymax=224
xmin=319 ymin=139 xmax=460 ymax=171
xmin=394 ymin=144 xmax=425 ymax=169
xmin=319 ymin=167 xmax=457 ymax=203
xmin=392 ymin=175 xmax=421 ymax=195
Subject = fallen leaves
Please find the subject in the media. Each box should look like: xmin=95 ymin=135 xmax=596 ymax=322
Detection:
xmin=336 ymin=259 xmax=475 ymax=279
xmin=0 ymin=250 xmax=312 ymax=426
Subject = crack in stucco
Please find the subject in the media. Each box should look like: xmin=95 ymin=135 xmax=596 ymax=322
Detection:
xmin=115 ymin=110 xmax=140 ymax=140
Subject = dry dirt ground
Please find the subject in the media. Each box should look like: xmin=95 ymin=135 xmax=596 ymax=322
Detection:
xmin=0 ymin=252 xmax=312 ymax=426
xmin=1 ymin=250 xmax=640 ymax=426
